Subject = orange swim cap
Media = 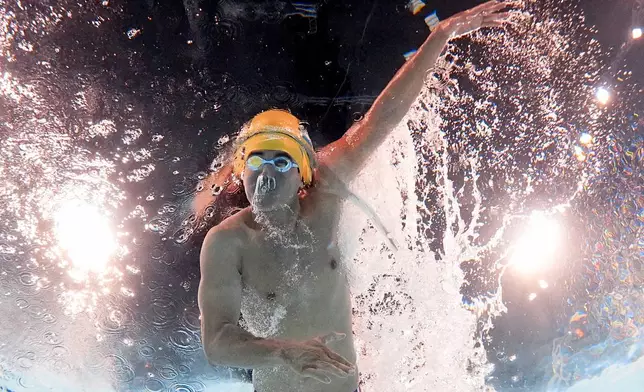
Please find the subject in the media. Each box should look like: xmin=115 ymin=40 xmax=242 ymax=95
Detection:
xmin=233 ymin=109 xmax=316 ymax=185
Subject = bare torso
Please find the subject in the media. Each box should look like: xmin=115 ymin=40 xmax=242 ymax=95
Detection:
xmin=229 ymin=188 xmax=358 ymax=392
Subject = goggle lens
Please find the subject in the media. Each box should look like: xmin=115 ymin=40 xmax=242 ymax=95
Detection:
xmin=273 ymin=157 xmax=290 ymax=169
xmin=246 ymin=155 xmax=297 ymax=172
xmin=246 ymin=155 xmax=264 ymax=170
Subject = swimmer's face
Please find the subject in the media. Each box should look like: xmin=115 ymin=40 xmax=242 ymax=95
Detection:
xmin=242 ymin=150 xmax=302 ymax=211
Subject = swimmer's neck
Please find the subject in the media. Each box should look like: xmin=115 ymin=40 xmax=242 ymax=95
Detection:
xmin=250 ymin=196 xmax=302 ymax=232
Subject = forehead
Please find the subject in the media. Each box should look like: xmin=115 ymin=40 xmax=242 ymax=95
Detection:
xmin=249 ymin=150 xmax=291 ymax=158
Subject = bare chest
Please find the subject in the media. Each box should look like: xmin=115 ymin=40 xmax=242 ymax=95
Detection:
xmin=239 ymin=209 xmax=349 ymax=338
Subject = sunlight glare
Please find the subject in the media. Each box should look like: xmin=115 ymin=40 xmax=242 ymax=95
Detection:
xmin=633 ymin=28 xmax=642 ymax=40
xmin=579 ymin=133 xmax=593 ymax=146
xmin=510 ymin=211 xmax=563 ymax=275
xmin=54 ymin=200 xmax=116 ymax=278
xmin=595 ymin=87 xmax=611 ymax=105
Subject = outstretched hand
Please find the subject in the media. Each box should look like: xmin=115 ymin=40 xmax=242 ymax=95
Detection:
xmin=280 ymin=332 xmax=356 ymax=384
xmin=438 ymin=1 xmax=517 ymax=39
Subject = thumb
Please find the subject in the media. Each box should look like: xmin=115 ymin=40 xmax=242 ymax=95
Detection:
xmin=321 ymin=332 xmax=346 ymax=345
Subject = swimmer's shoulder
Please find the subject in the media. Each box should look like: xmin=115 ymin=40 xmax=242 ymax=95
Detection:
xmin=200 ymin=210 xmax=252 ymax=274
xmin=203 ymin=207 xmax=252 ymax=250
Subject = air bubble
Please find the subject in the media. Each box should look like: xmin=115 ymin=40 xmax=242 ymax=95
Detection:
xmin=16 ymin=352 xmax=35 ymax=368
xmin=169 ymin=384 xmax=195 ymax=392
xmin=44 ymin=331 xmax=63 ymax=345
xmin=159 ymin=366 xmax=179 ymax=380
xmin=18 ymin=271 xmax=37 ymax=286
xmin=139 ymin=345 xmax=155 ymax=357
xmin=145 ymin=379 xmax=165 ymax=392
xmin=169 ymin=328 xmax=200 ymax=352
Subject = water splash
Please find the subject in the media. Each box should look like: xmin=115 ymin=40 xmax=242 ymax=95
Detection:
xmin=340 ymin=1 xmax=643 ymax=391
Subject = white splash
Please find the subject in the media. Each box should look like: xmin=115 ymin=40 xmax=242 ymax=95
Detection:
xmin=339 ymin=86 xmax=491 ymax=391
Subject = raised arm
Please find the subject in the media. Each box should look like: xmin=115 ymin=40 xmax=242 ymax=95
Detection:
xmin=318 ymin=1 xmax=513 ymax=180
xmin=198 ymin=226 xmax=284 ymax=368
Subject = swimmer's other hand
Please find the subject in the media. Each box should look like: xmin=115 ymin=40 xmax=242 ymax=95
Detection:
xmin=437 ymin=0 xmax=518 ymax=39
xmin=279 ymin=332 xmax=356 ymax=384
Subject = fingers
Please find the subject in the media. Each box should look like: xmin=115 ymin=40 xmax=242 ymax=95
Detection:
xmin=473 ymin=1 xmax=518 ymax=16
xmin=484 ymin=11 xmax=514 ymax=21
xmin=323 ymin=349 xmax=355 ymax=372
xmin=296 ymin=332 xmax=356 ymax=384
xmin=301 ymin=358 xmax=353 ymax=383
xmin=320 ymin=332 xmax=346 ymax=345
xmin=482 ymin=11 xmax=521 ymax=29
xmin=481 ymin=20 xmax=506 ymax=29
xmin=314 ymin=360 xmax=351 ymax=378
xmin=301 ymin=367 xmax=332 ymax=384
xmin=472 ymin=0 xmax=508 ymax=14
xmin=318 ymin=332 xmax=355 ymax=371
xmin=480 ymin=10 xmax=518 ymax=30
xmin=482 ymin=11 xmax=519 ymax=28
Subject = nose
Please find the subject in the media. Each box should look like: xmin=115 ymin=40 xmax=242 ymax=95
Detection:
xmin=260 ymin=162 xmax=277 ymax=175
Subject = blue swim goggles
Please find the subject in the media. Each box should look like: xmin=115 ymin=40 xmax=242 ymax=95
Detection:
xmin=245 ymin=155 xmax=299 ymax=173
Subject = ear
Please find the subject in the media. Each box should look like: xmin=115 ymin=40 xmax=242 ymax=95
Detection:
xmin=298 ymin=187 xmax=310 ymax=199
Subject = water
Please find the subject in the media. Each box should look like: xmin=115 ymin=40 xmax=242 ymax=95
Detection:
xmin=1 ymin=0 xmax=642 ymax=391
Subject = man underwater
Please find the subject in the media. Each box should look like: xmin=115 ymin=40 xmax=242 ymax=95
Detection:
xmin=197 ymin=2 xmax=513 ymax=391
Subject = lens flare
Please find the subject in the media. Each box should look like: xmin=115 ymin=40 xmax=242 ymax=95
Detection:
xmin=574 ymin=145 xmax=587 ymax=162
xmin=596 ymin=87 xmax=611 ymax=105
xmin=510 ymin=211 xmax=563 ymax=274
xmin=579 ymin=133 xmax=593 ymax=146
xmin=633 ymin=28 xmax=642 ymax=40
xmin=54 ymin=200 xmax=116 ymax=279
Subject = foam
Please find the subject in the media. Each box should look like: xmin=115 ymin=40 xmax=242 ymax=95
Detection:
xmin=338 ymin=101 xmax=491 ymax=391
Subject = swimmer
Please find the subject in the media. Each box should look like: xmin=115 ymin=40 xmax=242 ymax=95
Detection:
xmin=198 ymin=2 xmax=514 ymax=392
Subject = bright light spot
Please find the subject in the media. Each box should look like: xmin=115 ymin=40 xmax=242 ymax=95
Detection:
xmin=120 ymin=287 xmax=135 ymax=297
xmin=54 ymin=200 xmax=116 ymax=279
xmin=574 ymin=145 xmax=586 ymax=162
xmin=528 ymin=293 xmax=537 ymax=301
xmin=126 ymin=28 xmax=141 ymax=40
xmin=511 ymin=211 xmax=563 ymax=274
xmin=408 ymin=0 xmax=426 ymax=15
xmin=596 ymin=87 xmax=611 ymax=105
xmin=538 ymin=280 xmax=549 ymax=289
xmin=633 ymin=28 xmax=642 ymax=40
xmin=59 ymin=289 xmax=98 ymax=316
xmin=579 ymin=133 xmax=593 ymax=146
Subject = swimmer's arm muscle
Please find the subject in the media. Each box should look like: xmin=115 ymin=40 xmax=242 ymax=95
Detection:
xmin=198 ymin=228 xmax=284 ymax=368
xmin=319 ymin=1 xmax=512 ymax=179
xmin=318 ymin=26 xmax=450 ymax=178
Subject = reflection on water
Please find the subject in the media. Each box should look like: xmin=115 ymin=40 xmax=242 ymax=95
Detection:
xmin=0 ymin=0 xmax=643 ymax=391
xmin=54 ymin=200 xmax=117 ymax=277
